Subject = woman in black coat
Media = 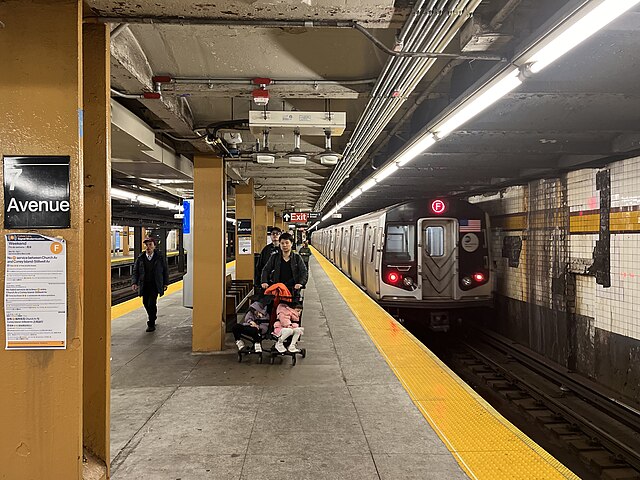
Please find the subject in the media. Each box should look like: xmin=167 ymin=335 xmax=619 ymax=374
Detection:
xmin=260 ymin=232 xmax=308 ymax=296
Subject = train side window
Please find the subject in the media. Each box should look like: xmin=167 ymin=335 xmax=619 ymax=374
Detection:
xmin=370 ymin=228 xmax=376 ymax=263
xmin=424 ymin=226 xmax=444 ymax=257
xmin=385 ymin=225 xmax=415 ymax=262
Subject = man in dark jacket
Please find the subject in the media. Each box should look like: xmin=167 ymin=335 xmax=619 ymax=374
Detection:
xmin=255 ymin=227 xmax=281 ymax=287
xmin=260 ymin=232 xmax=308 ymax=299
xmin=131 ymin=237 xmax=169 ymax=332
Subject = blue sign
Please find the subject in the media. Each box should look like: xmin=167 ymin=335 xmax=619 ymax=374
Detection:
xmin=182 ymin=200 xmax=191 ymax=233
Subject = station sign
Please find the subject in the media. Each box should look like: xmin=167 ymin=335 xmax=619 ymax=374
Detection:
xmin=237 ymin=219 xmax=252 ymax=235
xmin=3 ymin=156 xmax=70 ymax=229
xmin=283 ymin=212 xmax=321 ymax=223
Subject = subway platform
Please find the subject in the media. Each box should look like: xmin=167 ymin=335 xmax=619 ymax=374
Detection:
xmin=109 ymin=254 xmax=577 ymax=479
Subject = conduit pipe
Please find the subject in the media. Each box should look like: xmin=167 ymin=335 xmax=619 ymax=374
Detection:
xmin=316 ymin=0 xmax=484 ymax=210
xmin=168 ymin=77 xmax=379 ymax=86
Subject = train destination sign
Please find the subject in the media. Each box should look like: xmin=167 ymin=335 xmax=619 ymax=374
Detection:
xmin=4 ymin=234 xmax=67 ymax=350
xmin=3 ymin=156 xmax=71 ymax=229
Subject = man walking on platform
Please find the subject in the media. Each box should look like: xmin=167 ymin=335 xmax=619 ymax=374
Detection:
xmin=132 ymin=237 xmax=169 ymax=332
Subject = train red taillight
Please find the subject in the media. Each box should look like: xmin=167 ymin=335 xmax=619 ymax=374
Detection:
xmin=473 ymin=273 xmax=485 ymax=283
xmin=387 ymin=272 xmax=401 ymax=284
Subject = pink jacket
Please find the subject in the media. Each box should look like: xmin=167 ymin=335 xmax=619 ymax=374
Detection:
xmin=273 ymin=304 xmax=300 ymax=336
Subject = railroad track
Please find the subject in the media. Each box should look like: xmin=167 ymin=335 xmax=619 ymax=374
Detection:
xmin=445 ymin=328 xmax=640 ymax=480
xmin=111 ymin=268 xmax=184 ymax=305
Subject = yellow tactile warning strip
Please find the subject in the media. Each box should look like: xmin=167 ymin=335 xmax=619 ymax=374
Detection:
xmin=311 ymin=246 xmax=579 ymax=480
xmin=111 ymin=260 xmax=236 ymax=320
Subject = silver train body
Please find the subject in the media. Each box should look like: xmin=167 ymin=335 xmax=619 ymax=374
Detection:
xmin=314 ymin=199 xmax=493 ymax=330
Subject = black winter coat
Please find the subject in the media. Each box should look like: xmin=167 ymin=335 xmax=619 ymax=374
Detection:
xmin=255 ymin=243 xmax=280 ymax=286
xmin=261 ymin=251 xmax=308 ymax=287
xmin=132 ymin=251 xmax=170 ymax=296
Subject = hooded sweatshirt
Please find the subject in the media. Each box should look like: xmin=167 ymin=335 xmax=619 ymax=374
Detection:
xmin=243 ymin=301 xmax=270 ymax=334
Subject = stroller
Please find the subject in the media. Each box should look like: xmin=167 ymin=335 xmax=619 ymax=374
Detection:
xmin=265 ymin=283 xmax=307 ymax=365
xmin=236 ymin=284 xmax=306 ymax=365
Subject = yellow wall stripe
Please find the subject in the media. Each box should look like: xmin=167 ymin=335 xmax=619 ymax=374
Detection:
xmin=493 ymin=211 xmax=640 ymax=234
xmin=111 ymin=260 xmax=236 ymax=320
xmin=311 ymin=246 xmax=578 ymax=480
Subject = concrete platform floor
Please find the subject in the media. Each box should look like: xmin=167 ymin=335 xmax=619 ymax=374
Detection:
xmin=110 ymin=257 xmax=468 ymax=480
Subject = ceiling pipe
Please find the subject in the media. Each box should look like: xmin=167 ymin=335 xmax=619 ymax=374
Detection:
xmin=169 ymin=77 xmax=378 ymax=86
xmin=317 ymin=0 xmax=485 ymax=210
xmin=110 ymin=22 xmax=128 ymax=40
xmin=490 ymin=0 xmax=525 ymax=30
xmin=86 ymin=16 xmax=503 ymax=61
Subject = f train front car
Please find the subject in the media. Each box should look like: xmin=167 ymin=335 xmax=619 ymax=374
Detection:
xmin=315 ymin=198 xmax=493 ymax=331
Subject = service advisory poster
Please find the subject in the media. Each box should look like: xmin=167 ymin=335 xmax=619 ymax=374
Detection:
xmin=4 ymin=234 xmax=67 ymax=350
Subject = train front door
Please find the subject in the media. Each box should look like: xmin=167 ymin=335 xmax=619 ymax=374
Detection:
xmin=418 ymin=219 xmax=457 ymax=299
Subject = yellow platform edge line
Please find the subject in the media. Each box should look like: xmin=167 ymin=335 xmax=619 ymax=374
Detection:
xmin=111 ymin=260 xmax=236 ymax=320
xmin=310 ymin=246 xmax=579 ymax=480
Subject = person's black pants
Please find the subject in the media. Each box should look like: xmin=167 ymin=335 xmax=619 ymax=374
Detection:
xmin=232 ymin=324 xmax=261 ymax=343
xmin=142 ymin=284 xmax=159 ymax=325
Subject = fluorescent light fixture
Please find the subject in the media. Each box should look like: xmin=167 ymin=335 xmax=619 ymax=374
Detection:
xmin=373 ymin=162 xmax=399 ymax=183
xmin=256 ymin=153 xmax=276 ymax=164
xmin=111 ymin=188 xmax=138 ymax=201
xmin=434 ymin=68 xmax=522 ymax=138
xmin=137 ymin=195 xmax=159 ymax=206
xmin=526 ymin=0 xmax=640 ymax=74
xmin=360 ymin=179 xmax=377 ymax=192
xmin=350 ymin=188 xmax=363 ymax=200
xmin=287 ymin=154 xmax=308 ymax=165
xmin=226 ymin=217 xmax=236 ymax=224
xmin=397 ymin=133 xmax=436 ymax=167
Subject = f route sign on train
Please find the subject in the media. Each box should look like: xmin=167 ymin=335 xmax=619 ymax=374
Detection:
xmin=282 ymin=212 xmax=320 ymax=223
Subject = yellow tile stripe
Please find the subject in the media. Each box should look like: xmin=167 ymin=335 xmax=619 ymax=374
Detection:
xmin=311 ymin=246 xmax=578 ymax=480
xmin=111 ymin=260 xmax=236 ymax=320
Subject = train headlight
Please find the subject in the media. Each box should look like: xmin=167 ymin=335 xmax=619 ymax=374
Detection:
xmin=403 ymin=276 xmax=414 ymax=287
xmin=473 ymin=272 xmax=485 ymax=283
xmin=462 ymin=276 xmax=472 ymax=287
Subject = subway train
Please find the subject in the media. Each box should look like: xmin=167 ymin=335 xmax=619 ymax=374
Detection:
xmin=314 ymin=198 xmax=493 ymax=331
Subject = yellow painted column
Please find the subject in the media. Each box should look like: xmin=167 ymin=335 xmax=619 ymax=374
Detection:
xmin=268 ymin=207 xmax=275 ymax=231
xmin=82 ymin=20 xmax=111 ymax=476
xmin=0 ymin=1 xmax=84 ymax=478
xmin=122 ymin=226 xmax=130 ymax=256
xmin=192 ymin=155 xmax=226 ymax=352
xmin=254 ymin=198 xmax=268 ymax=252
xmin=235 ymin=180 xmax=255 ymax=281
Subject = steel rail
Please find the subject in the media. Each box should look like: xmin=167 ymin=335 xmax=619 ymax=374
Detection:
xmin=465 ymin=329 xmax=640 ymax=470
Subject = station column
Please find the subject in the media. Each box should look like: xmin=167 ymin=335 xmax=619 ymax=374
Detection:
xmin=254 ymin=198 xmax=268 ymax=253
xmin=122 ymin=226 xmax=130 ymax=256
xmin=82 ymin=18 xmax=111 ymax=475
xmin=234 ymin=180 xmax=255 ymax=281
xmin=0 ymin=1 xmax=87 ymax=478
xmin=192 ymin=155 xmax=226 ymax=352
xmin=268 ymin=207 xmax=275 ymax=232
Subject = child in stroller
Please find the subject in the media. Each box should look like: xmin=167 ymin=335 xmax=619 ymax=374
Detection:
xmin=233 ymin=300 xmax=269 ymax=360
xmin=273 ymin=301 xmax=304 ymax=353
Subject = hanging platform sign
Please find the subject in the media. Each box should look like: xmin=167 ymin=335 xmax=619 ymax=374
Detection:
xmin=4 ymin=234 xmax=67 ymax=350
xmin=3 ymin=155 xmax=71 ymax=229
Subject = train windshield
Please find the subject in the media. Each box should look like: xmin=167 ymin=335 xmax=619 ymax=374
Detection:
xmin=385 ymin=224 xmax=415 ymax=262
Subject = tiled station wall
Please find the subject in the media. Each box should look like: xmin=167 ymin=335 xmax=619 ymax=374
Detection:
xmin=470 ymin=156 xmax=640 ymax=400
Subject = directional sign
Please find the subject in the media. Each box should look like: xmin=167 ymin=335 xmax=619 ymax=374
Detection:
xmin=283 ymin=212 xmax=317 ymax=223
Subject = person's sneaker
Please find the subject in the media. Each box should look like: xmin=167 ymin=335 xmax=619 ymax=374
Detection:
xmin=288 ymin=346 xmax=301 ymax=353
xmin=254 ymin=343 xmax=262 ymax=353
xmin=236 ymin=339 xmax=246 ymax=351
xmin=146 ymin=325 xmax=156 ymax=332
xmin=274 ymin=342 xmax=286 ymax=353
